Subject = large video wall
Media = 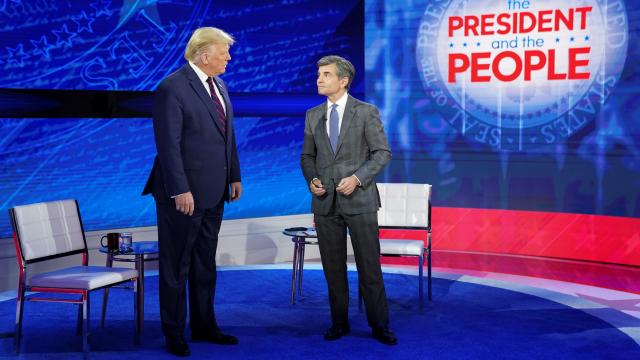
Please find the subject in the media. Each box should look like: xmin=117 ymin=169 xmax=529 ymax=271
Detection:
xmin=1 ymin=0 xmax=363 ymax=92
xmin=1 ymin=0 xmax=638 ymax=242
xmin=0 ymin=0 xmax=364 ymax=236
xmin=366 ymin=0 xmax=639 ymax=218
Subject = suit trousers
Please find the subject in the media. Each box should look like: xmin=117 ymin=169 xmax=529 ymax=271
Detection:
xmin=314 ymin=195 xmax=389 ymax=329
xmin=156 ymin=198 xmax=224 ymax=338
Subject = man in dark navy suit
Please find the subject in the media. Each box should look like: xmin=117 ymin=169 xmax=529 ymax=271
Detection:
xmin=143 ymin=27 xmax=242 ymax=357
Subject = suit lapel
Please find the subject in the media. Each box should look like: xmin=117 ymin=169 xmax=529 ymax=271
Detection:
xmin=334 ymin=96 xmax=356 ymax=156
xmin=183 ymin=65 xmax=226 ymax=138
xmin=314 ymin=103 xmax=334 ymax=155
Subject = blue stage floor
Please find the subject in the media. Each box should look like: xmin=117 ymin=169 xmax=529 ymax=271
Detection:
xmin=1 ymin=266 xmax=639 ymax=359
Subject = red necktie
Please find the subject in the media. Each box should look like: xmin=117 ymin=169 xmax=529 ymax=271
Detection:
xmin=206 ymin=77 xmax=227 ymax=134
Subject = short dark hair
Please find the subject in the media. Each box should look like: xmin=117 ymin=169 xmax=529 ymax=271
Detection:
xmin=317 ymin=55 xmax=355 ymax=89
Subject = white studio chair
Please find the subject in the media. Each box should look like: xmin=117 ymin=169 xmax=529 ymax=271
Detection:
xmin=370 ymin=183 xmax=433 ymax=310
xmin=9 ymin=199 xmax=139 ymax=359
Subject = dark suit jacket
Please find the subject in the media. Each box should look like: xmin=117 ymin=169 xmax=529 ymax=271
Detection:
xmin=300 ymin=95 xmax=391 ymax=215
xmin=143 ymin=64 xmax=241 ymax=208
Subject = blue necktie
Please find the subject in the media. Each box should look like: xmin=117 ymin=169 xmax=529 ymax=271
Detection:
xmin=329 ymin=104 xmax=339 ymax=153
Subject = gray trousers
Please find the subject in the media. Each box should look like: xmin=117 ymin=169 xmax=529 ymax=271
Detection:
xmin=314 ymin=199 xmax=389 ymax=329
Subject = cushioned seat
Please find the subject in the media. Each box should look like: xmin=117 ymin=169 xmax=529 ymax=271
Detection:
xmin=379 ymin=239 xmax=425 ymax=256
xmin=29 ymin=266 xmax=138 ymax=290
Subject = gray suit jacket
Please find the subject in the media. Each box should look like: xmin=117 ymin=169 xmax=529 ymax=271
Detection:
xmin=300 ymin=95 xmax=391 ymax=215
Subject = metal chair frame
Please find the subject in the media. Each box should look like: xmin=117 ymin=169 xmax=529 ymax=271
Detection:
xmin=359 ymin=183 xmax=433 ymax=311
xmin=9 ymin=200 xmax=139 ymax=359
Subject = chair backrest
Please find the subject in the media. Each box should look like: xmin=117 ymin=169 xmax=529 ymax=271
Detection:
xmin=9 ymin=199 xmax=87 ymax=262
xmin=377 ymin=183 xmax=432 ymax=229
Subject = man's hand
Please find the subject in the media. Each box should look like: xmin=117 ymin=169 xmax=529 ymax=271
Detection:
xmin=231 ymin=182 xmax=243 ymax=201
xmin=175 ymin=192 xmax=195 ymax=216
xmin=336 ymin=175 xmax=358 ymax=196
xmin=309 ymin=178 xmax=326 ymax=197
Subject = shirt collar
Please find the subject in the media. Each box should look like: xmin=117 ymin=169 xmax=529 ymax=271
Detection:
xmin=189 ymin=61 xmax=210 ymax=84
xmin=327 ymin=92 xmax=348 ymax=109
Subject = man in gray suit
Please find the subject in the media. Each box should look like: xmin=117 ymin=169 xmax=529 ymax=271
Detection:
xmin=300 ymin=55 xmax=396 ymax=345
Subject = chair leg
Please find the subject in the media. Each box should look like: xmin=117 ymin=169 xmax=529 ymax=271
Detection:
xmin=101 ymin=288 xmax=110 ymax=328
xmin=14 ymin=282 xmax=26 ymax=354
xmin=298 ymin=243 xmax=305 ymax=296
xmin=290 ymin=240 xmax=299 ymax=304
xmin=82 ymin=292 xmax=90 ymax=360
xmin=419 ymin=253 xmax=424 ymax=311
xmin=76 ymin=301 xmax=83 ymax=335
xmin=133 ymin=279 xmax=140 ymax=345
xmin=101 ymin=252 xmax=113 ymax=328
xmin=135 ymin=256 xmax=145 ymax=333
xmin=428 ymin=248 xmax=432 ymax=301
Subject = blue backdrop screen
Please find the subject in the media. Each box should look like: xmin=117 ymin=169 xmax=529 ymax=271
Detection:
xmin=0 ymin=116 xmax=308 ymax=235
xmin=0 ymin=0 xmax=362 ymax=92
xmin=365 ymin=0 xmax=640 ymax=218
xmin=0 ymin=0 xmax=363 ymax=237
xmin=3 ymin=0 xmax=637 ymax=238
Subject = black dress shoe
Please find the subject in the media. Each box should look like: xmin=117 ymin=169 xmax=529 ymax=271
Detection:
xmin=166 ymin=336 xmax=191 ymax=356
xmin=192 ymin=332 xmax=239 ymax=345
xmin=372 ymin=327 xmax=398 ymax=345
xmin=324 ymin=325 xmax=350 ymax=341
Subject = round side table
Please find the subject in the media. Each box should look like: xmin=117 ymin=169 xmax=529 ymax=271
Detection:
xmin=99 ymin=241 xmax=159 ymax=332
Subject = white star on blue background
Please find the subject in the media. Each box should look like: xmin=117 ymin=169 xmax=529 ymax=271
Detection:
xmin=52 ymin=24 xmax=77 ymax=48
xmin=6 ymin=44 xmax=30 ymax=66
xmin=31 ymin=36 xmax=56 ymax=59
xmin=73 ymin=11 xmax=96 ymax=33
xmin=91 ymin=0 xmax=113 ymax=18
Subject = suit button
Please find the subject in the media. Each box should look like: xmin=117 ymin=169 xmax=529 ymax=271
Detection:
xmin=224 ymin=166 xmax=227 ymax=170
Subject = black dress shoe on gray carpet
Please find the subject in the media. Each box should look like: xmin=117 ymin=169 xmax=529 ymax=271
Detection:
xmin=324 ymin=325 xmax=350 ymax=341
xmin=372 ymin=327 xmax=398 ymax=345
xmin=166 ymin=336 xmax=191 ymax=356
xmin=191 ymin=332 xmax=239 ymax=345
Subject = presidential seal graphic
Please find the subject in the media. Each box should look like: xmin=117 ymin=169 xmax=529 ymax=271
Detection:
xmin=416 ymin=0 xmax=628 ymax=150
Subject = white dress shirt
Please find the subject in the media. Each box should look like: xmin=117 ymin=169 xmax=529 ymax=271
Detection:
xmin=325 ymin=92 xmax=348 ymax=137
xmin=189 ymin=61 xmax=227 ymax=115
xmin=312 ymin=92 xmax=360 ymax=187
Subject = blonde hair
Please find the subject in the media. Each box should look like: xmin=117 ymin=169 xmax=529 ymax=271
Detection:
xmin=184 ymin=27 xmax=235 ymax=63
